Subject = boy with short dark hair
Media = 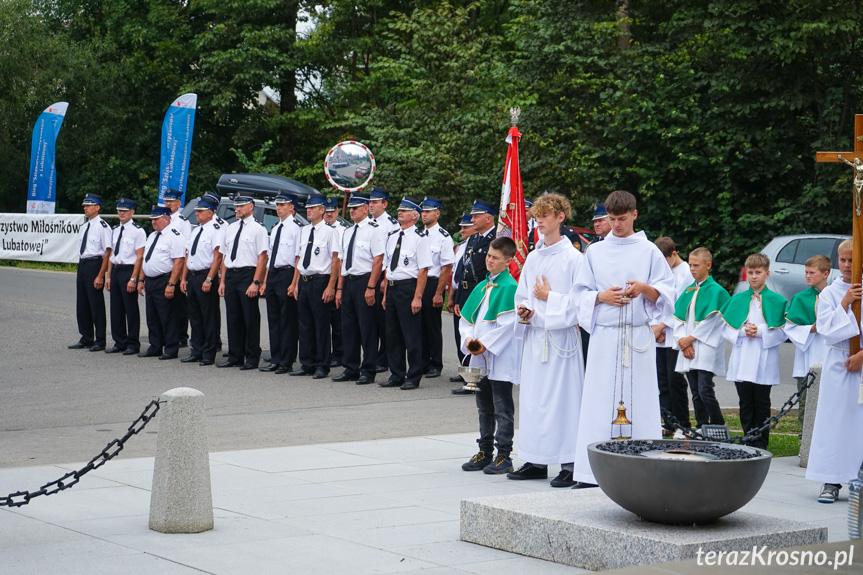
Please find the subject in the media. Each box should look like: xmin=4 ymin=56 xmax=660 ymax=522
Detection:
xmin=720 ymin=254 xmax=788 ymax=449
xmin=783 ymin=255 xmax=830 ymax=427
xmin=460 ymin=237 xmax=520 ymax=474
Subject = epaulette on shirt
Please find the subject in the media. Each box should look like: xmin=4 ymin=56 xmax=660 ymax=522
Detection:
xmin=369 ymin=220 xmax=379 ymax=228
xmin=171 ymin=229 xmax=181 ymax=236
xmin=179 ymin=214 xmax=188 ymax=221
xmin=388 ymin=216 xmax=398 ymax=225
xmin=100 ymin=220 xmax=109 ymax=228
xmin=415 ymin=229 xmax=428 ymax=237
xmin=326 ymin=223 xmax=336 ymax=228
xmin=113 ymin=224 xmax=120 ymax=230
xmin=387 ymin=229 xmax=400 ymax=237
xmin=213 ymin=223 xmax=220 ymax=230
xmin=216 ymin=216 xmax=225 ymax=224
xmin=133 ymin=222 xmax=142 ymax=228
xmin=296 ymin=221 xmax=306 ymax=227
xmin=439 ymin=228 xmax=450 ymax=238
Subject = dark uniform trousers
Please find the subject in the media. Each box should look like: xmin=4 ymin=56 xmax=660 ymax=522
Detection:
xmin=175 ymin=288 xmax=189 ymax=345
xmin=330 ymin=301 xmax=343 ymax=364
xmin=374 ymin=286 xmax=388 ymax=369
xmin=76 ymin=257 xmax=107 ymax=346
xmin=265 ymin=266 xmax=298 ymax=368
xmin=298 ymin=274 xmax=332 ymax=372
xmin=656 ymin=347 xmax=691 ymax=429
xmin=341 ymin=274 xmax=378 ymax=377
xmin=109 ymin=264 xmax=140 ymax=351
xmin=420 ymin=278 xmax=443 ymax=373
xmin=735 ymin=381 xmax=771 ymax=449
xmin=224 ymin=267 xmax=262 ymax=366
xmin=386 ymin=280 xmax=423 ymax=383
xmin=144 ymin=273 xmax=179 ymax=356
xmin=187 ymin=270 xmax=220 ymax=362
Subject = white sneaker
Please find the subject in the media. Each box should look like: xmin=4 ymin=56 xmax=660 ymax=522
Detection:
xmin=818 ymin=483 xmax=841 ymax=504
xmin=673 ymin=429 xmax=686 ymax=440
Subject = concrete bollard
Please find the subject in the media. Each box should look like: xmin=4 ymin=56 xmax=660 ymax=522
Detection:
xmin=799 ymin=363 xmax=822 ymax=468
xmin=149 ymin=387 xmax=214 ymax=533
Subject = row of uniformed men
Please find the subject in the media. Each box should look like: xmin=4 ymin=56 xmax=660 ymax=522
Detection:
xmin=70 ymin=187 xmax=499 ymax=390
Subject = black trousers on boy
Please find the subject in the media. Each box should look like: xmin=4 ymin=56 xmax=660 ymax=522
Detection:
xmin=735 ymin=381 xmax=771 ymax=449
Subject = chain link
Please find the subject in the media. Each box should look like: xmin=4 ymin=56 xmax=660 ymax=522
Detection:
xmin=662 ymin=369 xmax=818 ymax=445
xmin=1 ymin=399 xmax=161 ymax=508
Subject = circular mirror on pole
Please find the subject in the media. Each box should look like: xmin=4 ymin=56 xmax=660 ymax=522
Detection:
xmin=324 ymin=141 xmax=376 ymax=218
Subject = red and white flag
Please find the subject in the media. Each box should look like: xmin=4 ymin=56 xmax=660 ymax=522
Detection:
xmin=497 ymin=123 xmax=528 ymax=279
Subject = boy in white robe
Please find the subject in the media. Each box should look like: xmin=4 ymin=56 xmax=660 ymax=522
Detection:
xmin=807 ymin=240 xmax=863 ymax=503
xmin=673 ymin=247 xmax=730 ymax=431
xmin=783 ymin=255 xmax=830 ymax=427
xmin=720 ymin=253 xmax=788 ymax=449
xmin=512 ymin=193 xmax=585 ymax=487
xmin=459 ymin=237 xmax=520 ymax=474
xmin=571 ymin=190 xmax=674 ymax=487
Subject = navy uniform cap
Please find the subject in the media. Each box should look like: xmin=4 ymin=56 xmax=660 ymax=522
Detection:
xmin=369 ymin=187 xmax=390 ymax=201
xmin=525 ymin=198 xmax=534 ymax=208
xmin=459 ymin=211 xmax=474 ymax=227
xmin=150 ymin=205 xmax=172 ymax=219
xmin=305 ymin=193 xmax=326 ymax=207
xmin=470 ymin=198 xmax=498 ymax=217
xmin=82 ymin=193 xmax=102 ymax=206
xmin=164 ymin=189 xmax=182 ymax=201
xmin=592 ymin=203 xmax=608 ymax=220
xmin=116 ymin=197 xmax=136 ymax=210
xmin=196 ymin=195 xmax=218 ymax=211
xmin=324 ymin=197 xmax=339 ymax=211
xmin=397 ymin=195 xmax=422 ymax=214
xmin=421 ymin=196 xmax=443 ymax=211
xmin=274 ymin=191 xmax=296 ymax=205
xmin=347 ymin=192 xmax=370 ymax=207
xmin=233 ymin=195 xmax=254 ymax=206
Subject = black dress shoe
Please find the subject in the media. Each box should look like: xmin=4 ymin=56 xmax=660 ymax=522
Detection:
xmin=259 ymin=363 xmax=279 ymax=372
xmin=451 ymin=387 xmax=474 ymax=395
xmin=571 ymin=482 xmax=598 ymax=490
xmin=449 ymin=375 xmax=465 ymax=383
xmin=274 ymin=365 xmax=292 ymax=374
xmin=159 ymin=353 xmax=178 ymax=360
xmin=68 ymin=342 xmax=89 ymax=349
xmin=356 ymin=375 xmax=375 ymax=385
xmin=138 ymin=349 xmax=161 ymax=358
xmin=400 ymin=381 xmax=419 ymax=390
xmin=181 ymin=355 xmax=203 ymax=363
xmin=239 ymin=363 xmax=258 ymax=371
xmin=312 ymin=369 xmax=329 ymax=379
xmin=424 ymin=368 xmax=441 ymax=378
xmin=332 ymin=371 xmax=359 ymax=382
xmin=379 ymin=378 xmax=404 ymax=388
xmin=198 ymin=359 xmax=214 ymax=366
xmin=89 ymin=344 xmax=105 ymax=352
xmin=104 ymin=346 xmax=123 ymax=354
xmin=289 ymin=367 xmax=315 ymax=376
xmin=217 ymin=360 xmax=241 ymax=368
xmin=122 ymin=348 xmax=140 ymax=356
xmin=374 ymin=365 xmax=388 ymax=373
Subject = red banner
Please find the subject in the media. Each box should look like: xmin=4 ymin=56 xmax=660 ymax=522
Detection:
xmin=497 ymin=126 xmax=528 ymax=279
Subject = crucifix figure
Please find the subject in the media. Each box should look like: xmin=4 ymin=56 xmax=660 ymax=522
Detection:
xmin=816 ymin=114 xmax=863 ymax=353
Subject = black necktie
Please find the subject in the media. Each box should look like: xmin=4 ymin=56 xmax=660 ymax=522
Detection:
xmin=270 ymin=223 xmax=283 ymax=271
xmin=346 ymin=225 xmax=358 ymax=272
xmin=390 ymin=231 xmax=404 ymax=271
xmin=302 ymin=226 xmax=315 ymax=269
xmin=114 ymin=224 xmax=124 ymax=254
xmin=145 ymin=232 xmax=161 ymax=262
xmin=230 ymin=220 xmax=244 ymax=261
xmin=190 ymin=226 xmax=203 ymax=256
xmin=80 ymin=222 xmax=90 ymax=255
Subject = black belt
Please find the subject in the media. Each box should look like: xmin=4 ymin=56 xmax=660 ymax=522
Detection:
xmin=301 ymin=274 xmax=329 ymax=282
xmin=227 ymin=266 xmax=255 ymax=272
xmin=146 ymin=273 xmax=169 ymax=280
xmin=113 ymin=264 xmax=134 ymax=270
xmin=346 ymin=273 xmax=371 ymax=281
xmin=80 ymin=256 xmax=102 ymax=262
xmin=271 ymin=265 xmax=295 ymax=272
xmin=189 ymin=269 xmax=210 ymax=276
xmin=388 ymin=278 xmax=417 ymax=286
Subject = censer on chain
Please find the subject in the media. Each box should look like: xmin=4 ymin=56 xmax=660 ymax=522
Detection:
xmin=611 ymin=291 xmax=634 ymax=440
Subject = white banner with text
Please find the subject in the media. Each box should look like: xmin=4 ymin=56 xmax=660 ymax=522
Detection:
xmin=0 ymin=213 xmax=87 ymax=263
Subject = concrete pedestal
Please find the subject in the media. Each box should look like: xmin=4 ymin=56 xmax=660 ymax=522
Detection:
xmin=149 ymin=387 xmax=214 ymax=533
xmin=799 ymin=363 xmax=822 ymax=468
xmin=460 ymin=490 xmax=826 ymax=571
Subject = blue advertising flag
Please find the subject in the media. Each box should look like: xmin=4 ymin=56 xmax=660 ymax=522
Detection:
xmin=158 ymin=93 xmax=197 ymax=205
xmin=27 ymin=102 xmax=69 ymax=214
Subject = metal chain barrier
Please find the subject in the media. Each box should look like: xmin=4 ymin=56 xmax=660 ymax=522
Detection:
xmin=661 ymin=369 xmax=818 ymax=445
xmin=1 ymin=399 xmax=161 ymax=508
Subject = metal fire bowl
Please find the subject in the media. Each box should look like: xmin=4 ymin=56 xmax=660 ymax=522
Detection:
xmin=587 ymin=440 xmax=772 ymax=525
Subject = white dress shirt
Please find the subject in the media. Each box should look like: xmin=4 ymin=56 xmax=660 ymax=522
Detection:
xmin=109 ymin=221 xmax=146 ymax=265
xmin=170 ymin=211 xmax=192 ymax=240
xmin=142 ymin=227 xmax=186 ymax=277
xmin=424 ymin=223 xmax=455 ymax=278
xmin=186 ymin=219 xmax=223 ymax=272
xmin=78 ymin=216 xmax=113 ymax=259
xmin=383 ymin=226 xmax=432 ymax=281
xmin=372 ymin=212 xmax=400 ymax=236
xmin=297 ymin=220 xmax=339 ymax=275
xmin=219 ymin=215 xmax=269 ymax=269
xmin=267 ymin=216 xmax=302 ymax=269
xmin=339 ymin=217 xmax=385 ymax=276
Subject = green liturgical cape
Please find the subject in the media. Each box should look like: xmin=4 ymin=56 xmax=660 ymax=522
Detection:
xmin=673 ymin=276 xmax=730 ymax=323
xmin=720 ymin=286 xmax=787 ymax=330
xmin=461 ymin=270 xmax=518 ymax=325
xmin=785 ymin=286 xmax=819 ymax=326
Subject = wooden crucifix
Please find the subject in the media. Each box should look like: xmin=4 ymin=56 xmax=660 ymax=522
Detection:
xmin=816 ymin=114 xmax=863 ymax=354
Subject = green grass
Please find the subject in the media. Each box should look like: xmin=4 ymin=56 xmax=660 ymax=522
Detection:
xmin=0 ymin=260 xmax=77 ymax=272
xmin=719 ymin=412 xmax=801 ymax=458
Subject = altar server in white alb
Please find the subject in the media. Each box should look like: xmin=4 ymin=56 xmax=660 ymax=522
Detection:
xmin=511 ymin=193 xmax=585 ymax=488
xmin=571 ymin=190 xmax=674 ymax=488
xmin=806 ymin=240 xmax=863 ymax=504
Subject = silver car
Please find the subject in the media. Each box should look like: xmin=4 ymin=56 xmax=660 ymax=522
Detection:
xmin=732 ymin=234 xmax=849 ymax=301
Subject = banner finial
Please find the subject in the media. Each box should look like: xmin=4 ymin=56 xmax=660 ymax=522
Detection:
xmin=509 ymin=107 xmax=521 ymax=127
